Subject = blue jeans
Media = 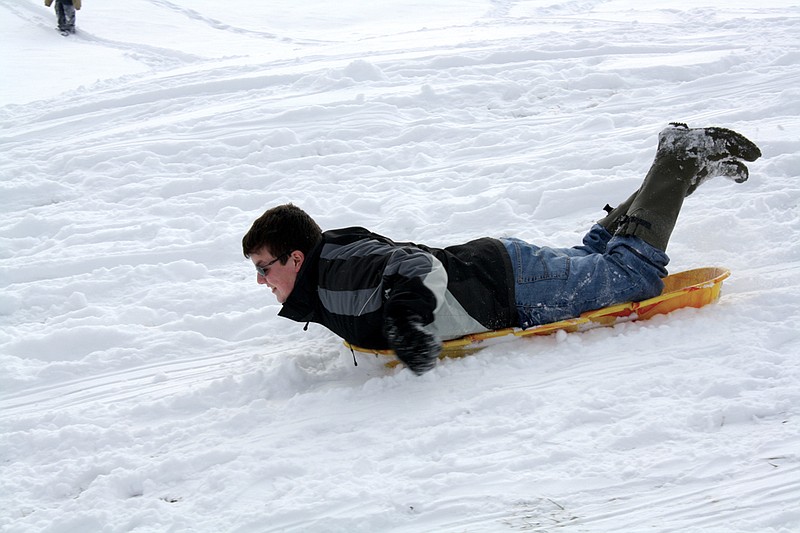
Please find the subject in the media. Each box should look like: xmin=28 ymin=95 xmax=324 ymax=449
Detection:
xmin=501 ymin=225 xmax=669 ymax=328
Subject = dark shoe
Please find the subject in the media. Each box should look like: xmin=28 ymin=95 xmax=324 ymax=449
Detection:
xmin=659 ymin=122 xmax=761 ymax=195
xmin=616 ymin=123 xmax=760 ymax=251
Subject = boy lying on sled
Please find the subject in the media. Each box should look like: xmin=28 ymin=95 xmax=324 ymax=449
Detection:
xmin=242 ymin=123 xmax=761 ymax=375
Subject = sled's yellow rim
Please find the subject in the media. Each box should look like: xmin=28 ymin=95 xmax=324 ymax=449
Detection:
xmin=344 ymin=267 xmax=730 ymax=357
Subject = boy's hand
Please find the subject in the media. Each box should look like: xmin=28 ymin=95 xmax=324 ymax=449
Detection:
xmin=385 ymin=314 xmax=442 ymax=375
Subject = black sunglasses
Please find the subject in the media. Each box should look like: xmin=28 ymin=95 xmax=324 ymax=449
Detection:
xmin=255 ymin=251 xmax=290 ymax=277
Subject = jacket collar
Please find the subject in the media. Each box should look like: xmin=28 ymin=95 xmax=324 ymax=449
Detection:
xmin=277 ymin=240 xmax=322 ymax=323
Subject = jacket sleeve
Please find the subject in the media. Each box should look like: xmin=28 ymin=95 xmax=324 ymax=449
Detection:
xmin=316 ymin=229 xmax=448 ymax=348
xmin=380 ymin=245 xmax=446 ymax=327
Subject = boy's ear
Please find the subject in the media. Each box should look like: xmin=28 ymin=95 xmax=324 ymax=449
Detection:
xmin=290 ymin=250 xmax=305 ymax=271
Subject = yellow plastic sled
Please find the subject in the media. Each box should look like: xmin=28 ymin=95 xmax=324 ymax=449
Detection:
xmin=345 ymin=267 xmax=730 ymax=361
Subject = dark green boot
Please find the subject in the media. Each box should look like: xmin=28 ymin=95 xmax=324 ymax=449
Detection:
xmin=616 ymin=123 xmax=761 ymax=251
xmin=661 ymin=122 xmax=761 ymax=195
xmin=598 ymin=189 xmax=639 ymax=234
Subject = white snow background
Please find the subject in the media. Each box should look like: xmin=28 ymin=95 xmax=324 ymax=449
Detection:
xmin=2 ymin=1 xmax=800 ymax=532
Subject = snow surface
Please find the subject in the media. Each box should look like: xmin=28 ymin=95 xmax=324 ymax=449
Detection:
xmin=2 ymin=1 xmax=800 ymax=532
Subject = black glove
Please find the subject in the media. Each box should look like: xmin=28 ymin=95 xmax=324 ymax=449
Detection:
xmin=385 ymin=313 xmax=442 ymax=375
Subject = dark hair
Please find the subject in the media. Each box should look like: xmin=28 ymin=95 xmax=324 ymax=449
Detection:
xmin=242 ymin=204 xmax=323 ymax=259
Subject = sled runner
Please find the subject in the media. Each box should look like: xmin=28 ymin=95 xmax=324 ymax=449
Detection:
xmin=345 ymin=267 xmax=730 ymax=361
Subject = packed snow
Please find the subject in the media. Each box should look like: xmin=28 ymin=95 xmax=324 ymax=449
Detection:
xmin=2 ymin=1 xmax=799 ymax=532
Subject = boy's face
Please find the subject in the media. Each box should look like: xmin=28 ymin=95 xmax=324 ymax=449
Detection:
xmin=250 ymin=248 xmax=303 ymax=304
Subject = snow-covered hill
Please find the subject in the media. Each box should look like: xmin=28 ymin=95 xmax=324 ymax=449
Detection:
xmin=2 ymin=1 xmax=799 ymax=531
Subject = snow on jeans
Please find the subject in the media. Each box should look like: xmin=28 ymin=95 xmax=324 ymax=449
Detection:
xmin=501 ymin=224 xmax=669 ymax=328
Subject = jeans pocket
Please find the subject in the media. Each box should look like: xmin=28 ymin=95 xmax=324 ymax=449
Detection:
xmin=513 ymin=241 xmax=570 ymax=284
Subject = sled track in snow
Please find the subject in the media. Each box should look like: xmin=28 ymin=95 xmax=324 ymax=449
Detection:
xmin=0 ymin=342 xmax=331 ymax=419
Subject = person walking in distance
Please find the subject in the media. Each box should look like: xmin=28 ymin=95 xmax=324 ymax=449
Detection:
xmin=45 ymin=0 xmax=81 ymax=35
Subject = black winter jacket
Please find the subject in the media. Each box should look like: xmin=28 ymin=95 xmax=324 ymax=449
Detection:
xmin=278 ymin=227 xmax=518 ymax=349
